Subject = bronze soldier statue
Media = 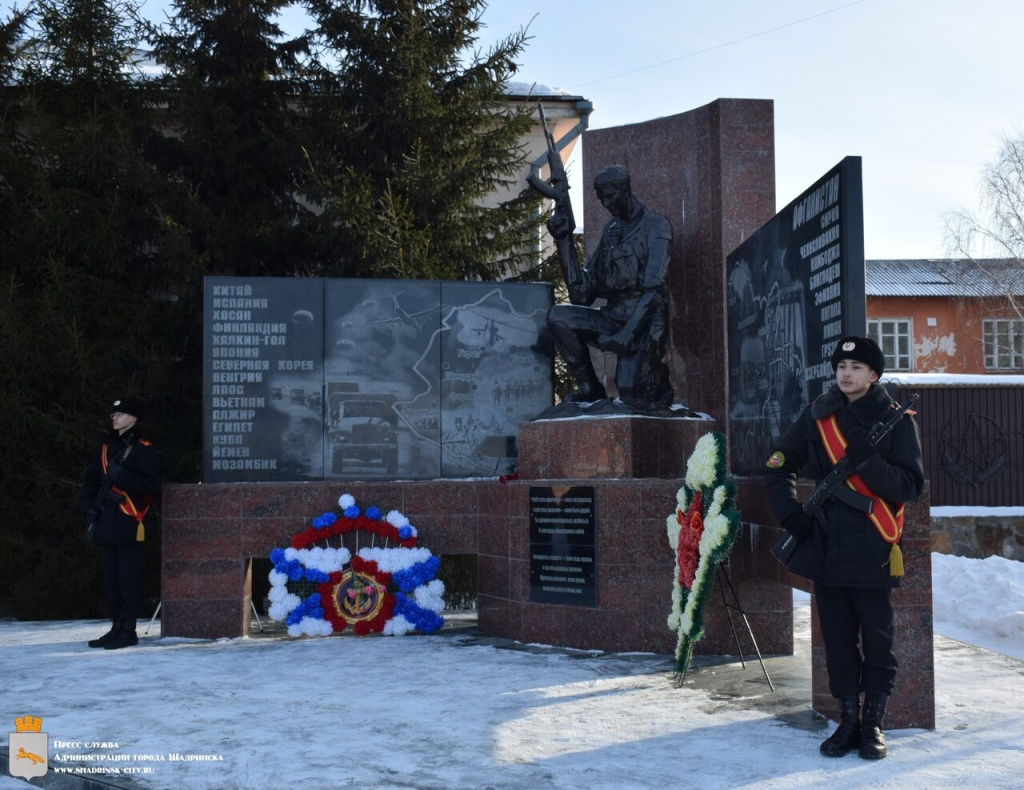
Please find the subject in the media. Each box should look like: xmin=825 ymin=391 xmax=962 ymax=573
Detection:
xmin=546 ymin=165 xmax=674 ymax=409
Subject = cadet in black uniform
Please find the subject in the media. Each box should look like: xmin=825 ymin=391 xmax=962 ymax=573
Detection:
xmin=80 ymin=397 xmax=160 ymax=650
xmin=765 ymin=337 xmax=924 ymax=760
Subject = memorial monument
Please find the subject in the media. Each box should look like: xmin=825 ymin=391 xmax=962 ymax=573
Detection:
xmin=160 ymin=97 xmax=934 ymax=732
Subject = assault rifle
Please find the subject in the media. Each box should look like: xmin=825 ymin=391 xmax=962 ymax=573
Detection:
xmin=84 ymin=482 xmax=124 ymax=542
xmin=771 ymin=393 xmax=920 ymax=566
xmin=527 ymin=104 xmax=582 ymax=287
xmin=84 ymin=440 xmax=135 ymax=541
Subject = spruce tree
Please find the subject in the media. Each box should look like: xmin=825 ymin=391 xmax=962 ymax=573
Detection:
xmin=144 ymin=0 xmax=316 ymax=277
xmin=0 ymin=0 xmax=550 ymax=618
xmin=0 ymin=0 xmax=183 ymax=618
xmin=303 ymin=0 xmax=538 ymax=280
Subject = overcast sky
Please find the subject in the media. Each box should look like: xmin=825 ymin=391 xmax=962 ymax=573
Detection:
xmin=474 ymin=0 xmax=1024 ymax=260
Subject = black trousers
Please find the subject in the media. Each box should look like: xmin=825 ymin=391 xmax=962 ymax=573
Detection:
xmin=100 ymin=543 xmax=144 ymax=624
xmin=814 ymin=582 xmax=898 ymax=698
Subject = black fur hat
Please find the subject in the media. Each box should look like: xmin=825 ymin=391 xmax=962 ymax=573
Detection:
xmin=830 ymin=336 xmax=885 ymax=377
xmin=111 ymin=396 xmax=146 ymax=420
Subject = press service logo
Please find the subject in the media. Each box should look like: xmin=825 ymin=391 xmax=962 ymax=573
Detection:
xmin=9 ymin=715 xmax=48 ymax=779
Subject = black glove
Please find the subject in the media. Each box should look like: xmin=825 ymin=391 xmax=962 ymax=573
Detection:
xmin=85 ymin=508 xmax=99 ymax=526
xmin=106 ymin=460 xmax=122 ymax=480
xmin=844 ymin=437 xmax=877 ymax=466
xmin=783 ymin=510 xmax=813 ymax=541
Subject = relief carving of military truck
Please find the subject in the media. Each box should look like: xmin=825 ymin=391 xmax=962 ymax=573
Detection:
xmin=327 ymin=383 xmax=399 ymax=475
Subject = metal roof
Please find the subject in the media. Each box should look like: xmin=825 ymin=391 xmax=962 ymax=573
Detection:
xmin=866 ymin=258 xmax=1024 ymax=298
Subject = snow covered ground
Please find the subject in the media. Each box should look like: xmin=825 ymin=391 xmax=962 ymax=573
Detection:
xmin=2 ymin=552 xmax=1022 ymax=790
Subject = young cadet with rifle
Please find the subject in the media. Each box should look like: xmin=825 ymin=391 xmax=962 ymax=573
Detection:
xmin=764 ymin=336 xmax=924 ymax=760
xmin=79 ymin=397 xmax=160 ymax=650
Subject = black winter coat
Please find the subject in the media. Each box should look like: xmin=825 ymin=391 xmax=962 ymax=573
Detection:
xmin=79 ymin=428 xmax=160 ymax=545
xmin=764 ymin=384 xmax=924 ymax=588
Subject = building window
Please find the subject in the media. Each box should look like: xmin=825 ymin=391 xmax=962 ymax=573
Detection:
xmin=868 ymin=319 xmax=912 ymax=372
xmin=983 ymin=318 xmax=1024 ymax=371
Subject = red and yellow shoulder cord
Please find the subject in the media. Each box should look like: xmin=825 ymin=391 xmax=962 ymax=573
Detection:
xmin=815 ymin=415 xmax=905 ymax=577
xmin=101 ymin=442 xmax=153 ymax=542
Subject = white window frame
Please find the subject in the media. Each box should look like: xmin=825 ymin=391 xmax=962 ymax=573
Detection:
xmin=868 ymin=318 xmax=913 ymax=372
xmin=983 ymin=318 xmax=1024 ymax=371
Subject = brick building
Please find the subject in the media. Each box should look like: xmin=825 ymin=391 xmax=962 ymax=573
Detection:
xmin=866 ymin=258 xmax=1024 ymax=373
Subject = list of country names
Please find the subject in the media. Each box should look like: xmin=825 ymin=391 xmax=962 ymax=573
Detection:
xmin=208 ymin=283 xmax=296 ymax=472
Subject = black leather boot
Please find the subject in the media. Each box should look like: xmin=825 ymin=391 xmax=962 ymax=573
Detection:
xmin=562 ymin=371 xmax=607 ymax=404
xmin=859 ymin=692 xmax=889 ymax=760
xmin=104 ymin=619 xmax=139 ymax=650
xmin=88 ymin=621 xmax=118 ymax=648
xmin=820 ymin=694 xmax=861 ymax=757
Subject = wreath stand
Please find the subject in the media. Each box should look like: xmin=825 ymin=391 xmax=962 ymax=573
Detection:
xmin=714 ymin=563 xmax=774 ymax=690
xmin=676 ymin=563 xmax=774 ymax=691
xmin=144 ymin=600 xmax=264 ymax=636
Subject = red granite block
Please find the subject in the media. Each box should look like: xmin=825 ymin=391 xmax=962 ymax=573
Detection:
xmin=717 ymin=123 xmax=774 ymax=154
xmin=162 ymin=518 xmax=240 ymax=561
xmin=510 ymin=558 xmax=529 ymax=602
xmin=642 ymin=517 xmax=673 ymax=558
xmin=477 ymin=482 xmax=510 ymax=517
xmin=692 ymin=595 xmax=734 ymax=655
xmin=520 ymin=418 xmax=715 ymax=480
xmin=517 ymin=603 xmax=566 ymax=647
xmin=598 ymin=517 xmax=665 ymax=566
xmin=572 ymin=607 xmax=639 ymax=652
xmin=326 ymin=483 xmax=399 ymax=512
xmin=656 ymin=420 xmax=709 ymax=478
xmin=638 ymin=621 xmax=676 ymax=655
xmin=240 ymin=517 xmax=309 ymax=556
xmin=735 ymin=479 xmax=777 ymax=527
xmin=163 ymin=558 xmax=248 ymax=599
xmin=161 ymin=598 xmax=251 ymax=640
xmin=164 ymin=484 xmax=242 ymax=520
xmin=636 ymin=562 xmax=676 ymax=652
xmin=407 ymin=511 xmax=478 ymax=555
xmin=639 ymin=480 xmax=681 ymax=520
xmin=720 ymin=574 xmax=794 ymax=646
xmin=506 ymin=600 xmax=523 ymax=638
xmin=402 ymin=480 xmax=478 ymax=517
xmin=652 ymin=436 xmax=686 ymax=480
xmin=477 ymin=554 xmax=510 ymax=599
xmin=240 ymin=483 xmax=324 ymax=519
xmin=708 ymin=606 xmax=793 ymax=659
xmin=889 ymin=604 xmax=936 ymax=729
xmin=597 ymin=562 xmax=643 ymax=613
xmin=516 ymin=421 xmax=551 ymax=480
xmin=478 ymin=510 xmax=510 ymax=556
xmin=507 ymin=482 xmax=532 ymax=517
xmin=570 ymin=421 xmax=629 ymax=478
xmin=894 ymin=539 xmax=934 ymax=606
xmin=509 ymin=515 xmax=530 ymax=560
xmin=596 ymin=481 xmax=637 ymax=520
xmin=476 ymin=594 xmax=509 ymax=639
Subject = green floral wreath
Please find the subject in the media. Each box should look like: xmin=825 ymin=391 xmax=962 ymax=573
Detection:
xmin=666 ymin=431 xmax=741 ymax=680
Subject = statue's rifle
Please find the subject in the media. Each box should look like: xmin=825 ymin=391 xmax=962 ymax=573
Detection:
xmin=527 ymin=104 xmax=582 ymax=287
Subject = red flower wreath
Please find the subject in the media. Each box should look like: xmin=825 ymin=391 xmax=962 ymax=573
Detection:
xmin=676 ymin=491 xmax=704 ymax=590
